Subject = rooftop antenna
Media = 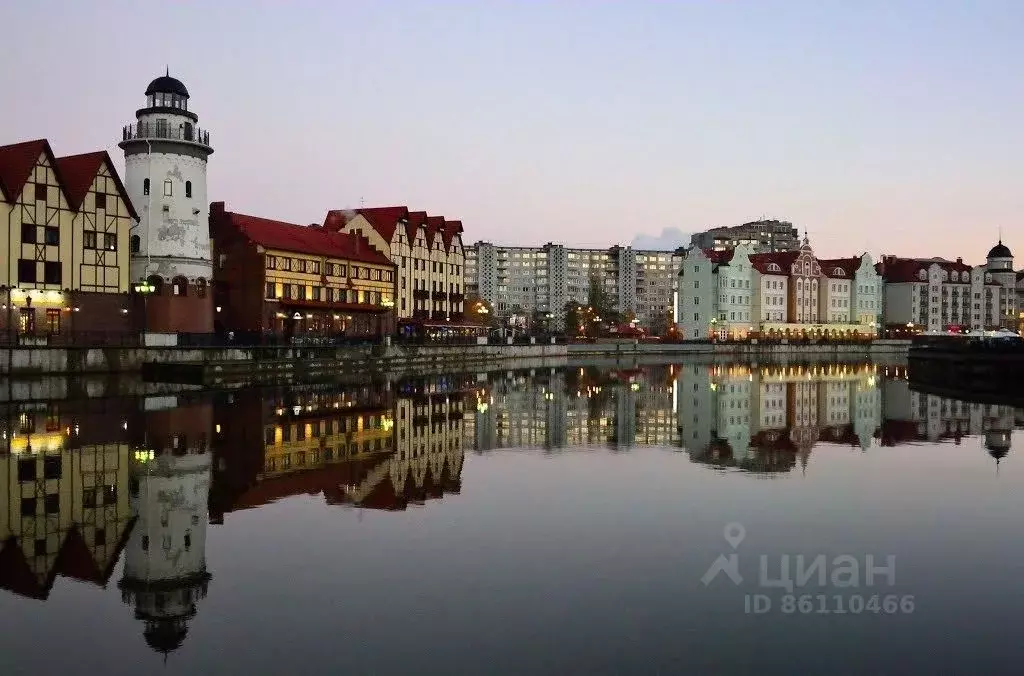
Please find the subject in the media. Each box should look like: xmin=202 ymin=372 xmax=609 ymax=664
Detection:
xmin=166 ymin=65 xmax=169 ymax=77
xmin=998 ymin=224 xmax=1002 ymax=245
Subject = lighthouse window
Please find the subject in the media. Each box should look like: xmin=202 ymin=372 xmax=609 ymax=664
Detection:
xmin=143 ymin=178 xmax=150 ymax=195
xmin=185 ymin=181 xmax=192 ymax=198
xmin=163 ymin=180 xmax=172 ymax=197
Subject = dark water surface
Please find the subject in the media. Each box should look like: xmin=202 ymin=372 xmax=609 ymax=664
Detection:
xmin=1 ymin=361 xmax=1022 ymax=675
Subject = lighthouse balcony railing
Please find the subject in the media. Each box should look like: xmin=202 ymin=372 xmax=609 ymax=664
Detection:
xmin=122 ymin=123 xmax=211 ymax=147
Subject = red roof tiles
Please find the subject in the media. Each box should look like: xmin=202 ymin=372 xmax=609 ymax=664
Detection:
xmin=818 ymin=257 xmax=862 ymax=278
xmin=749 ymin=251 xmax=799 ymax=274
xmin=0 ymin=139 xmax=137 ymax=219
xmin=55 ymin=150 xmax=139 ymax=219
xmin=425 ymin=216 xmax=445 ymax=249
xmin=211 ymin=202 xmax=393 ymax=265
xmin=405 ymin=211 xmax=427 ymax=243
xmin=352 ymin=206 xmax=408 ymax=241
xmin=877 ymin=256 xmax=973 ymax=283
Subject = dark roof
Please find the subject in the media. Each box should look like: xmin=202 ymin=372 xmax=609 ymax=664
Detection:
xmin=877 ymin=256 xmax=972 ymax=283
xmin=0 ymin=139 xmax=62 ymax=202
xmin=749 ymin=251 xmax=799 ymax=274
xmin=818 ymin=257 xmax=862 ymax=278
xmin=0 ymin=140 xmax=137 ymax=219
xmin=145 ymin=74 xmax=189 ymax=97
xmin=352 ymin=206 xmax=409 ymax=241
xmin=211 ymin=203 xmax=393 ymax=265
xmin=425 ymin=216 xmax=446 ymax=249
xmin=988 ymin=241 xmax=1012 ymax=259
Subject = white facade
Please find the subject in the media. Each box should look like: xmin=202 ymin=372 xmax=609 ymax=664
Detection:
xmin=851 ymin=254 xmax=883 ymax=330
xmin=881 ymin=257 xmax=1003 ymax=331
xmin=713 ymin=244 xmax=756 ymax=339
xmin=677 ymin=249 xmax=717 ymax=339
xmin=120 ymin=74 xmax=214 ymax=286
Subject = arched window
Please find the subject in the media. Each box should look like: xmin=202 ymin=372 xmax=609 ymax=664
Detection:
xmin=918 ymin=269 xmax=927 ymax=281
xmin=833 ymin=267 xmax=844 ymax=276
xmin=185 ymin=180 xmax=192 ymax=198
xmin=143 ymin=178 xmax=150 ymax=196
xmin=195 ymin=278 xmax=207 ymax=298
xmin=172 ymin=276 xmax=189 ymax=297
xmin=146 ymin=275 xmax=164 ymax=295
xmin=130 ymin=235 xmax=141 ymax=253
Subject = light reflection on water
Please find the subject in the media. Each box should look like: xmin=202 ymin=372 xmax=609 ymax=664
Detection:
xmin=0 ymin=361 xmax=1020 ymax=675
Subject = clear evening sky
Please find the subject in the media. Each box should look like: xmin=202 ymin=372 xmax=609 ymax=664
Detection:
xmin=1 ymin=1 xmax=1020 ymax=259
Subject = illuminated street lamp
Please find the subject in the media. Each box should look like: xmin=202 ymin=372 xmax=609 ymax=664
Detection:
xmin=133 ymin=281 xmax=156 ymax=333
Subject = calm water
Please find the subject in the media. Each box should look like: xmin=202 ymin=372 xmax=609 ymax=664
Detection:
xmin=1 ymin=361 xmax=1022 ymax=675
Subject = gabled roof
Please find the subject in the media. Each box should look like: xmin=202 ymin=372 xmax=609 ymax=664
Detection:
xmin=441 ymin=220 xmax=463 ymax=252
xmin=749 ymin=251 xmax=799 ymax=274
xmin=425 ymin=216 xmax=446 ymax=249
xmin=818 ymin=257 xmax=861 ymax=278
xmin=212 ymin=203 xmax=393 ymax=265
xmin=55 ymin=150 xmax=139 ymax=220
xmin=405 ymin=211 xmax=427 ymax=243
xmin=353 ymin=206 xmax=408 ymax=242
xmin=703 ymin=248 xmax=735 ymax=265
xmin=0 ymin=138 xmax=65 ymax=203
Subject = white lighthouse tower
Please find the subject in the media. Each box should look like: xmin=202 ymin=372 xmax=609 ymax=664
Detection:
xmin=119 ymin=70 xmax=214 ymax=333
xmin=119 ymin=437 xmax=212 ymax=659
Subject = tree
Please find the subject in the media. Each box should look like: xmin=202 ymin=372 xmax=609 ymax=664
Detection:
xmin=465 ymin=295 xmax=496 ymax=327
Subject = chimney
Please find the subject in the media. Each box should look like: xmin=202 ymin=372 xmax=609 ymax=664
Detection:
xmin=956 ymin=257 xmax=963 ymax=264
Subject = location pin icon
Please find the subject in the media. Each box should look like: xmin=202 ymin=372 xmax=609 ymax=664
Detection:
xmin=723 ymin=522 xmax=746 ymax=549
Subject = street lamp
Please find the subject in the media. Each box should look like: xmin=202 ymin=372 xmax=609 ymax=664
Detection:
xmin=133 ymin=282 xmax=155 ymax=335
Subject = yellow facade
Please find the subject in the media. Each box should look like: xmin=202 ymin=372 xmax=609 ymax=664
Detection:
xmin=0 ymin=434 xmax=132 ymax=598
xmin=339 ymin=213 xmax=465 ymax=321
xmin=0 ymin=146 xmax=131 ymax=294
xmin=264 ymin=247 xmax=394 ymax=311
xmin=261 ymin=408 xmax=394 ymax=477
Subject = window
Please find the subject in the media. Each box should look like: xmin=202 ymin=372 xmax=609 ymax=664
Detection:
xmin=35 ymin=183 xmax=47 ymax=201
xmin=143 ymin=178 xmax=150 ymax=195
xmin=42 ymin=226 xmax=59 ymax=246
xmin=196 ymin=278 xmax=207 ymax=298
xmin=95 ymin=193 xmax=106 ymax=210
xmin=44 ymin=494 xmax=59 ymax=514
xmin=130 ymin=234 xmax=140 ymax=253
xmin=20 ymin=497 xmax=36 ymax=517
xmin=18 ymin=459 xmax=36 ymax=482
xmin=44 ymin=262 xmax=61 ymax=285
xmin=185 ymin=180 xmax=192 ymax=198
xmin=104 ymin=233 xmax=117 ymax=251
xmin=21 ymin=223 xmax=36 ymax=244
xmin=163 ymin=180 xmax=172 ymax=196
xmin=83 ymin=230 xmax=98 ymax=249
xmin=17 ymin=259 xmax=36 ymax=283
xmin=34 ymin=539 xmax=46 ymax=557
xmin=265 ymin=281 xmax=276 ymax=298
xmin=311 ymin=286 xmax=321 ymax=301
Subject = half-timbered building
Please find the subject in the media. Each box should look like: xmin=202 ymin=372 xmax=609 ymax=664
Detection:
xmin=0 ymin=139 xmax=135 ymax=338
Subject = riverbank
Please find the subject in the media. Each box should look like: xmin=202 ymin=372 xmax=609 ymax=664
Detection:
xmin=0 ymin=338 xmax=910 ymax=379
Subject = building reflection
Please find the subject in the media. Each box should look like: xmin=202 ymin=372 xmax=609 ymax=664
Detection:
xmin=0 ymin=401 xmax=133 ymax=600
xmin=210 ymin=376 xmax=469 ymax=519
xmin=118 ymin=396 xmax=213 ymax=658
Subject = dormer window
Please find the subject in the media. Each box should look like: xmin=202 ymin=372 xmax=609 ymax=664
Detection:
xmin=833 ymin=268 xmax=845 ymax=276
xmin=918 ymin=270 xmax=927 ymax=281
xmin=767 ymin=263 xmax=782 ymax=272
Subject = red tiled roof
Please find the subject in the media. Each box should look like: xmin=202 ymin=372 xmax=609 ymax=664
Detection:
xmin=212 ymin=203 xmax=393 ymax=265
xmin=441 ymin=220 xmax=463 ymax=252
xmin=818 ymin=257 xmax=862 ymax=278
xmin=405 ymin=211 xmax=427 ymax=243
xmin=749 ymin=251 xmax=799 ymax=274
xmin=702 ymin=248 xmax=735 ymax=265
xmin=425 ymin=216 xmax=445 ymax=250
xmin=55 ymin=151 xmax=139 ymax=220
xmin=354 ymin=206 xmax=408 ymax=242
xmin=0 ymin=139 xmax=63 ymax=203
xmin=878 ymin=256 xmax=973 ymax=283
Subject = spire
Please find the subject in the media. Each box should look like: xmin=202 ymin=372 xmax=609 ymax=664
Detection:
xmin=166 ymin=65 xmax=169 ymax=77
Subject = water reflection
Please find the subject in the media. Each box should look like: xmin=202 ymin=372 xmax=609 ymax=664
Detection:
xmin=0 ymin=361 xmax=1020 ymax=666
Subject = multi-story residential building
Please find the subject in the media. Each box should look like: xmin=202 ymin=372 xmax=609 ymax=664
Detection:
xmin=877 ymin=253 xmax=1004 ymax=332
xmin=0 ymin=139 xmax=136 ymax=337
xmin=678 ymin=238 xmax=879 ymax=340
xmin=325 ymin=207 xmax=467 ymax=335
xmin=210 ymin=202 xmax=397 ymax=338
xmin=120 ymin=72 xmax=215 ymax=334
xmin=465 ymin=242 xmax=681 ymax=332
xmin=690 ymin=219 xmax=800 ymax=253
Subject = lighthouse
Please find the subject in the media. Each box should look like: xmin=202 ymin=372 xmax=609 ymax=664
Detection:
xmin=119 ymin=70 xmax=214 ymax=333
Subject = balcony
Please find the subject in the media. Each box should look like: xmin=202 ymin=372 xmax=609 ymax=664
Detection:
xmin=413 ymin=289 xmax=430 ymax=300
xmin=434 ymin=291 xmax=448 ymax=300
xmin=450 ymin=292 xmax=465 ymax=302
xmin=121 ymin=122 xmax=211 ymax=148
